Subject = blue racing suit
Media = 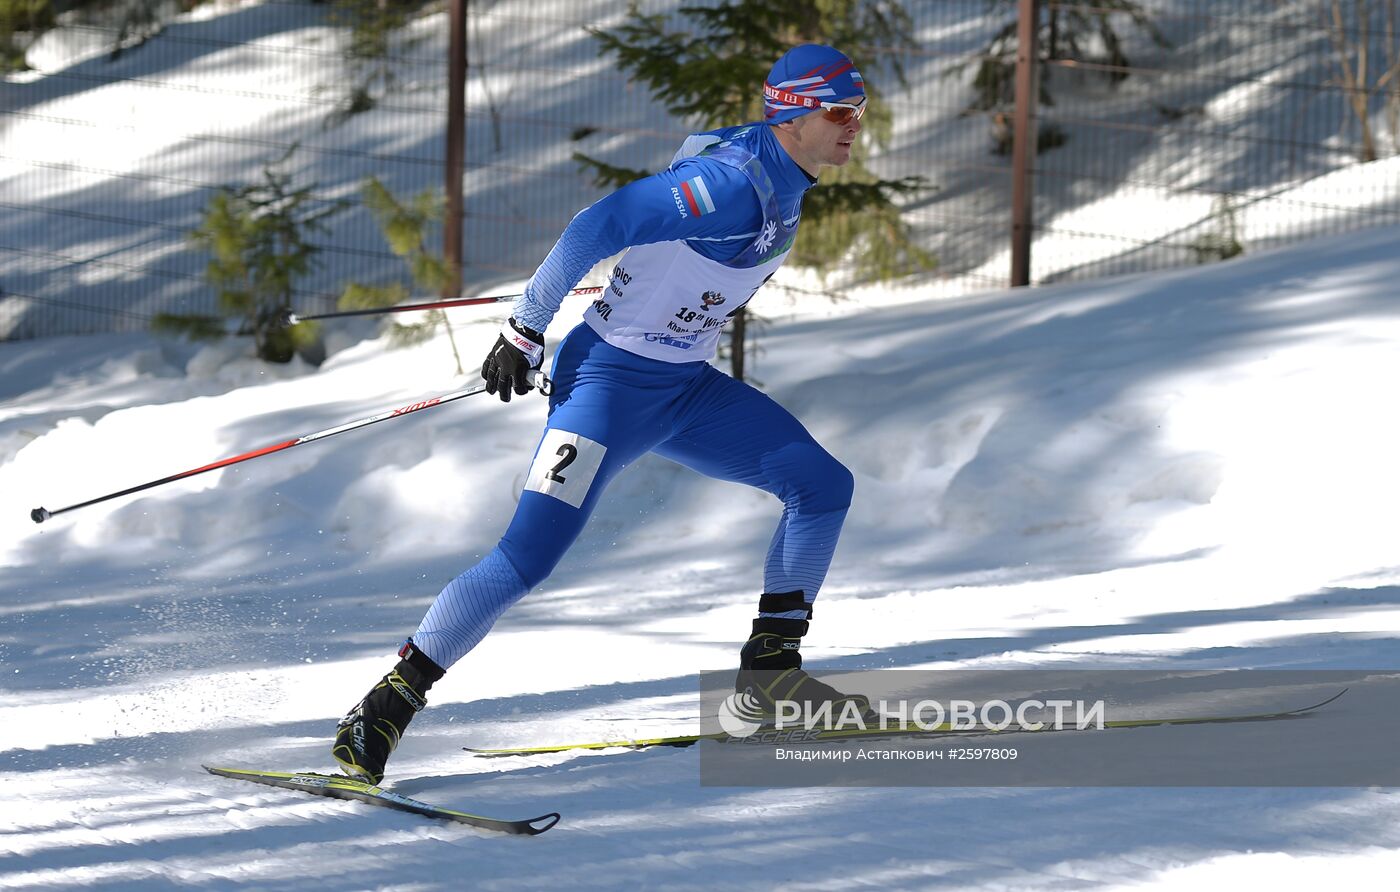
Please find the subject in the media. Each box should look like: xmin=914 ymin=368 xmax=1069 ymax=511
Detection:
xmin=412 ymin=123 xmax=854 ymax=668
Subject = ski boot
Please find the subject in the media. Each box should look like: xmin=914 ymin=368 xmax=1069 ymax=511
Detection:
xmin=332 ymin=640 xmax=444 ymax=785
xmin=735 ymin=593 xmax=870 ymax=721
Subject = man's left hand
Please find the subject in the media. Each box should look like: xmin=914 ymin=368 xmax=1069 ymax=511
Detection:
xmin=481 ymin=318 xmax=545 ymax=403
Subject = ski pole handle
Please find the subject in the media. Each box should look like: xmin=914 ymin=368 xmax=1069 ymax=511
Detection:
xmin=529 ymin=369 xmax=553 ymax=396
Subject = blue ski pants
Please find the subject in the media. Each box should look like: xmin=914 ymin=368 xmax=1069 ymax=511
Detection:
xmin=412 ymin=323 xmax=853 ymax=669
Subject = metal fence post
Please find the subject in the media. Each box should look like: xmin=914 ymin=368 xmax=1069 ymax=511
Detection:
xmin=1010 ymin=0 xmax=1040 ymax=288
xmin=444 ymin=0 xmax=467 ymax=298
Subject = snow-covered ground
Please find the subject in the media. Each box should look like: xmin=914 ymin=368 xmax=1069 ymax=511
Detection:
xmin=3 ymin=220 xmax=1399 ymax=889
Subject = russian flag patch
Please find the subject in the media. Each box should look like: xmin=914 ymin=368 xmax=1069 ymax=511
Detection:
xmin=678 ymin=174 xmax=717 ymax=216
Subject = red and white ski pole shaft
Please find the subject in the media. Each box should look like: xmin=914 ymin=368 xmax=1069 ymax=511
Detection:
xmin=282 ymin=286 xmax=604 ymax=326
xmin=29 ymin=372 xmax=544 ymax=524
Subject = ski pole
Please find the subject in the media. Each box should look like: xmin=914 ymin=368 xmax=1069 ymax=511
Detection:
xmin=280 ymin=286 xmax=604 ymax=326
xmin=29 ymin=371 xmax=548 ymax=525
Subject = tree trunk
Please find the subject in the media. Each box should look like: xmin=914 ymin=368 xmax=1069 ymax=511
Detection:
xmin=1329 ymin=0 xmax=1381 ymax=163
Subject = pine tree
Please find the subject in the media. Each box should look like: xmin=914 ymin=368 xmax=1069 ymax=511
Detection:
xmin=573 ymin=0 xmax=934 ymax=380
xmin=1 ymin=0 xmax=190 ymax=71
xmin=339 ymin=177 xmax=467 ymax=374
xmin=325 ymin=0 xmax=433 ymax=125
xmin=0 ymin=0 xmax=52 ymax=72
xmin=156 ymin=146 xmax=345 ymax=364
xmin=952 ymin=0 xmax=1170 ymax=153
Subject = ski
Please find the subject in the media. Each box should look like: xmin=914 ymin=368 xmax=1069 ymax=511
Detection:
xmin=465 ymin=688 xmax=1347 ymax=757
xmin=203 ymin=766 xmax=560 ymax=835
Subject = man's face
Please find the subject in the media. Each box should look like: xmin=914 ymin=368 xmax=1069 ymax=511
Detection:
xmin=782 ymin=94 xmax=865 ymax=173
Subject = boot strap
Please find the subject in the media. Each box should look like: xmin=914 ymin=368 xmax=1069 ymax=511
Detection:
xmin=386 ymin=671 xmax=428 ymax=712
xmin=750 ymin=616 xmax=809 ymax=639
xmin=398 ymin=639 xmax=446 ymax=684
xmin=758 ymin=591 xmax=812 ymax=619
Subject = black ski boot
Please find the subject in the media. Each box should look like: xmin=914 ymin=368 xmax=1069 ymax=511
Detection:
xmin=332 ymin=641 xmax=444 ymax=785
xmin=735 ymin=594 xmax=870 ymax=719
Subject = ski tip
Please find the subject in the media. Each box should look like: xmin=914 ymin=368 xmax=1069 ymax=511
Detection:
xmin=203 ymin=764 xmax=279 ymax=782
xmin=1303 ymin=687 xmax=1348 ymax=711
xmin=527 ymin=812 xmax=562 ymax=835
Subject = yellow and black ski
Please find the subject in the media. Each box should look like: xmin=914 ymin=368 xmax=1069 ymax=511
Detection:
xmin=203 ymin=766 xmax=559 ymax=835
xmin=464 ymin=688 xmax=1348 ymax=757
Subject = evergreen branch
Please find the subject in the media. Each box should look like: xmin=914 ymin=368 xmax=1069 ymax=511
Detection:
xmin=570 ymin=152 xmax=650 ymax=190
xmin=151 ymin=313 xmax=227 ymax=340
xmin=802 ymin=175 xmax=931 ymax=216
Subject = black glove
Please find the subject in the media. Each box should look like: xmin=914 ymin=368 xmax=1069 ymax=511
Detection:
xmin=481 ymin=317 xmax=545 ymax=403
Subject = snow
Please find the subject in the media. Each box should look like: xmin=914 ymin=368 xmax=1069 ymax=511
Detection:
xmin=5 ymin=0 xmax=1400 ymax=887
xmin=3 ymin=217 xmax=1400 ymax=887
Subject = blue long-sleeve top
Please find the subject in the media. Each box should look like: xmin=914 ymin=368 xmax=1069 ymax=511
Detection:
xmin=512 ymin=124 xmax=816 ymax=334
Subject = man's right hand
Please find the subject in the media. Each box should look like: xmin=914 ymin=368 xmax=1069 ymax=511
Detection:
xmin=481 ymin=318 xmax=545 ymax=403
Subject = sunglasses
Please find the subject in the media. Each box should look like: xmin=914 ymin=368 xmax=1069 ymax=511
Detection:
xmin=819 ymin=98 xmax=867 ymax=125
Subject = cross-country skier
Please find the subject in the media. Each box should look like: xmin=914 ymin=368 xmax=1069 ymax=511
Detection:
xmin=333 ymin=44 xmax=872 ymax=783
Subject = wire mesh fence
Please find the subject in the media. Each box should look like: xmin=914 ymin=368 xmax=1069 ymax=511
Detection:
xmin=1 ymin=0 xmax=1397 ymax=341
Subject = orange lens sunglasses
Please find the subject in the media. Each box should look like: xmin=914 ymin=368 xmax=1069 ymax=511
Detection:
xmin=819 ymin=98 xmax=867 ymax=125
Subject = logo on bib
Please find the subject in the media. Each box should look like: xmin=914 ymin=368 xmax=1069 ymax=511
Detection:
xmin=644 ymin=331 xmax=700 ymax=350
xmin=700 ymin=290 xmax=726 ymax=309
xmin=754 ymin=219 xmax=778 ymax=254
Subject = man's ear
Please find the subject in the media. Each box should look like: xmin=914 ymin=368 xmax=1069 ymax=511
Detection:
xmin=774 ymin=116 xmax=806 ymax=136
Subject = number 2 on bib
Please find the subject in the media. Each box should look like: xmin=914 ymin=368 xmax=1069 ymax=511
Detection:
xmin=546 ymin=444 xmax=578 ymax=483
xmin=525 ymin=430 xmax=606 ymax=508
